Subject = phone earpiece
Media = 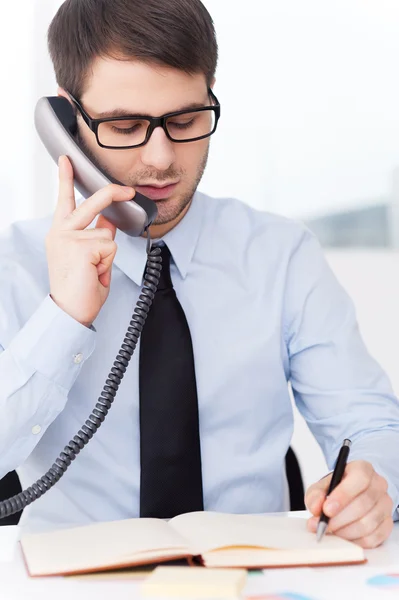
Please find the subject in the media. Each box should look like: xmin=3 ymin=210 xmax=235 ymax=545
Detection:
xmin=34 ymin=96 xmax=157 ymax=237
xmin=48 ymin=96 xmax=78 ymax=136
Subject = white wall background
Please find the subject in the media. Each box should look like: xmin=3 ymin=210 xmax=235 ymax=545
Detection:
xmin=1 ymin=0 xmax=399 ymax=488
xmin=206 ymin=0 xmax=399 ymax=219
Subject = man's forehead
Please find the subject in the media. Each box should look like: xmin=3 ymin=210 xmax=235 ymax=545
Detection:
xmin=82 ymin=55 xmax=208 ymax=116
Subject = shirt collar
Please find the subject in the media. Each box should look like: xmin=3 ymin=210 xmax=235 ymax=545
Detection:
xmin=114 ymin=191 xmax=204 ymax=286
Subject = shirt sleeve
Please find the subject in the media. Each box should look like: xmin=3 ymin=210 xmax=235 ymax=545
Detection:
xmin=0 ymin=295 xmax=96 ymax=477
xmin=285 ymin=227 xmax=399 ymax=519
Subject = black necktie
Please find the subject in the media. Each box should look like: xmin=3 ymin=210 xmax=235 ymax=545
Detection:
xmin=139 ymin=244 xmax=204 ymax=518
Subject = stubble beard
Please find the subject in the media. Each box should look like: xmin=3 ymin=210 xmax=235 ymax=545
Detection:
xmin=147 ymin=148 xmax=209 ymax=226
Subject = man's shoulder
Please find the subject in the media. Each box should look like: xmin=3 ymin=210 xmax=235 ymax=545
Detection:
xmin=198 ymin=192 xmax=313 ymax=248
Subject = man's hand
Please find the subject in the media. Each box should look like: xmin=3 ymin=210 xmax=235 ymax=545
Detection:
xmin=305 ymin=460 xmax=394 ymax=548
xmin=46 ymin=155 xmax=135 ymax=327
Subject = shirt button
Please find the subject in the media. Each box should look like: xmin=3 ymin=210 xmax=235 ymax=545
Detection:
xmin=73 ymin=353 xmax=83 ymax=364
xmin=32 ymin=425 xmax=41 ymax=435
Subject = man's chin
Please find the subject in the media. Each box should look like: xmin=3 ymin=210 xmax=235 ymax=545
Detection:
xmin=151 ymin=195 xmax=192 ymax=226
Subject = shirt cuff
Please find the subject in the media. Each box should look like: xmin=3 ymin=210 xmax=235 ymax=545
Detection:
xmin=7 ymin=295 xmax=96 ymax=392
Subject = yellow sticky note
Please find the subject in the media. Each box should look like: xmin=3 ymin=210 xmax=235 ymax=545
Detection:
xmin=141 ymin=566 xmax=247 ymax=598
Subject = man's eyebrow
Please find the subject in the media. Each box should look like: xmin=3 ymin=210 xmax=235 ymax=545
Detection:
xmin=95 ymin=101 xmax=207 ymax=119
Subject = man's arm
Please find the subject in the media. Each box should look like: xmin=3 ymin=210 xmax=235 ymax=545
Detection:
xmin=0 ymin=156 xmax=132 ymax=481
xmin=0 ymin=295 xmax=96 ymax=478
xmin=284 ymin=227 xmax=399 ymax=545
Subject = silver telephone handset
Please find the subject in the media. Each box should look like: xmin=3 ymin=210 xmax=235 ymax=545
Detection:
xmin=34 ymin=96 xmax=158 ymax=236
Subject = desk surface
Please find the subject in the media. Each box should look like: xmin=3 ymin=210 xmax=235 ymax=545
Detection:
xmin=1 ymin=512 xmax=399 ymax=600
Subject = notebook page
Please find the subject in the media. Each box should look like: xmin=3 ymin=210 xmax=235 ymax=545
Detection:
xmin=169 ymin=511 xmax=359 ymax=556
xmin=21 ymin=517 xmax=190 ymax=576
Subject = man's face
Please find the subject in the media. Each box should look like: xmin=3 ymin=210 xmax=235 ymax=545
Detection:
xmin=66 ymin=58 xmax=212 ymax=231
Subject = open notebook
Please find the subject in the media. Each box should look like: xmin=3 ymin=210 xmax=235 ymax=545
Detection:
xmin=20 ymin=511 xmax=366 ymax=577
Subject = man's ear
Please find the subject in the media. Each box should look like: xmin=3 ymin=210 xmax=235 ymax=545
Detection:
xmin=210 ymin=77 xmax=216 ymax=90
xmin=57 ymin=87 xmax=73 ymax=105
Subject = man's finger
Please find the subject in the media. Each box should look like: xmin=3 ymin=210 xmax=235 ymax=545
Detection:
xmin=62 ymin=184 xmax=134 ymax=231
xmin=53 ymin=156 xmax=76 ymax=225
xmin=327 ymin=472 xmax=384 ymax=532
xmin=305 ymin=488 xmax=326 ymax=516
xmin=352 ymin=515 xmax=394 ymax=550
xmin=322 ymin=461 xmax=375 ymax=518
xmin=305 ymin=473 xmax=332 ymax=515
xmin=75 ymin=228 xmax=114 ymax=241
xmin=95 ymin=214 xmax=117 ymax=240
xmin=332 ymin=494 xmax=393 ymax=541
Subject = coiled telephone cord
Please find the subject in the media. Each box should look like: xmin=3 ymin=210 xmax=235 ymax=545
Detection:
xmin=0 ymin=234 xmax=161 ymax=520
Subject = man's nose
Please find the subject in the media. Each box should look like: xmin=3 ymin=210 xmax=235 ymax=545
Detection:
xmin=139 ymin=126 xmax=176 ymax=171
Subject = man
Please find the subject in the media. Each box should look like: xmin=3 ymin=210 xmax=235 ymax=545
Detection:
xmin=0 ymin=0 xmax=398 ymax=547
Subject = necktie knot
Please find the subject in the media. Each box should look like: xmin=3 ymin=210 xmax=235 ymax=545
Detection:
xmin=157 ymin=244 xmax=173 ymax=291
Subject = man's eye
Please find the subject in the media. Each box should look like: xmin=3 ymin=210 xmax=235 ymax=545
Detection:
xmin=168 ymin=119 xmax=195 ymax=130
xmin=111 ymin=123 xmax=143 ymax=135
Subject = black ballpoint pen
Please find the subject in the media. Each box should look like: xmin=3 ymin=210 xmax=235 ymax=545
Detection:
xmin=316 ymin=438 xmax=352 ymax=542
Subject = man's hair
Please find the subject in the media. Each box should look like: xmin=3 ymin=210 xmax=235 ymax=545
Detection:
xmin=48 ymin=0 xmax=218 ymax=99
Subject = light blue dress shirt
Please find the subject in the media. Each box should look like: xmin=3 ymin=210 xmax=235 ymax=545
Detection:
xmin=1 ymin=191 xmax=399 ymax=533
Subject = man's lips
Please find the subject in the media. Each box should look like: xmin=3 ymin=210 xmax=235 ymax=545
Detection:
xmin=135 ymin=182 xmax=179 ymax=200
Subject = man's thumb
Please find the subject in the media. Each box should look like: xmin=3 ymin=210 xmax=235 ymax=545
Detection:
xmin=305 ymin=478 xmax=330 ymax=516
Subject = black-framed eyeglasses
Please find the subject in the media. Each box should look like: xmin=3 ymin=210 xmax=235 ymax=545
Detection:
xmin=67 ymin=88 xmax=221 ymax=150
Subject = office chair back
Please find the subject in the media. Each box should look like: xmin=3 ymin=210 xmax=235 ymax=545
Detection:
xmin=285 ymin=446 xmax=306 ymax=511
xmin=0 ymin=471 xmax=22 ymax=525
